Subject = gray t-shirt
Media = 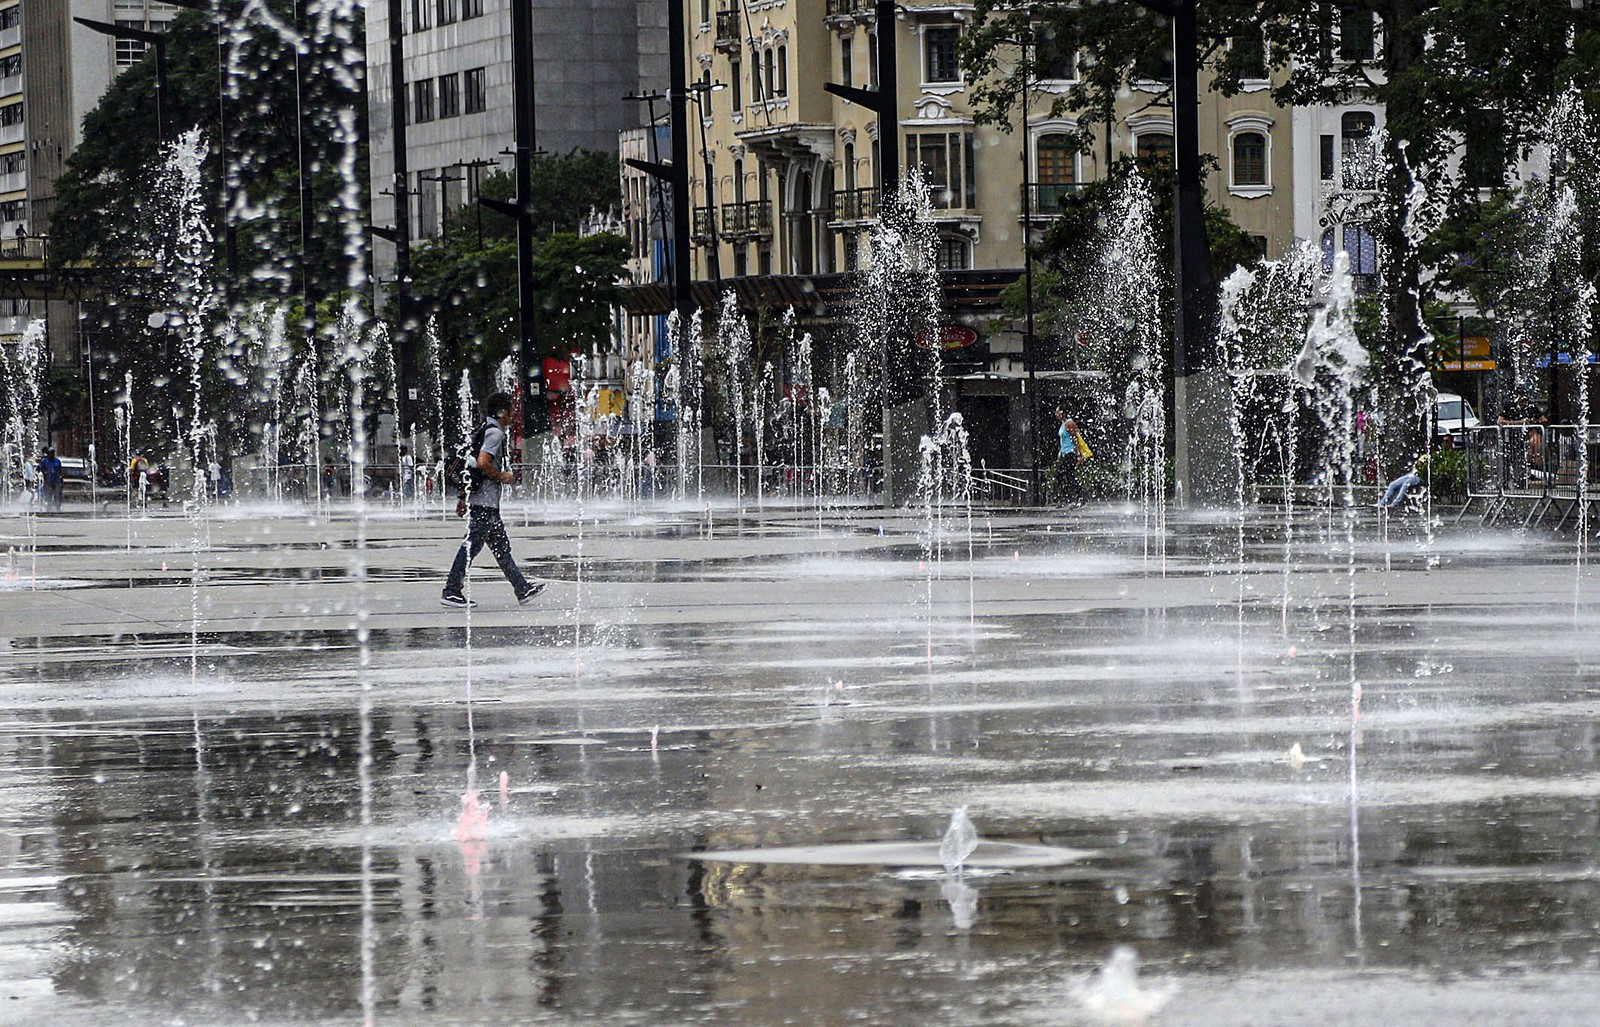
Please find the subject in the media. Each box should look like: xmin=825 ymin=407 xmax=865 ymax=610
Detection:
xmin=470 ymin=420 xmax=506 ymax=508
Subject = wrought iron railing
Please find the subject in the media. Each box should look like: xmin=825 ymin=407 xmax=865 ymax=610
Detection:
xmin=831 ymin=187 xmax=878 ymax=222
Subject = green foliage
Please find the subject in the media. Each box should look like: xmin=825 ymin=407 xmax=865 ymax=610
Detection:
xmin=409 ymin=155 xmax=626 ymax=378
xmin=50 ymin=3 xmax=367 ymax=308
xmin=963 ymin=0 xmax=1600 ymax=459
xmin=998 ymin=158 xmax=1261 ymax=363
xmin=1425 ymin=448 xmax=1467 ymax=501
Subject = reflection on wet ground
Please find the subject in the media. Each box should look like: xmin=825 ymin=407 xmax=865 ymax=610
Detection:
xmin=2 ymin=502 xmax=1599 ymax=1024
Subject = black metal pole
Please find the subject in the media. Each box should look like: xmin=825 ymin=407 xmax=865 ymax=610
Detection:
xmin=1020 ymin=42 xmax=1040 ymax=505
xmin=510 ymin=0 xmax=539 ymax=422
xmin=667 ymin=0 xmax=694 ymax=324
xmin=1136 ymin=0 xmax=1225 ymax=503
xmin=874 ymin=0 xmax=899 ymax=202
xmin=384 ymin=0 xmax=412 ymax=434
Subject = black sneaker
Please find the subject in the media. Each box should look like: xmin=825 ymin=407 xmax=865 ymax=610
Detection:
xmin=440 ymin=592 xmax=476 ymax=609
xmin=516 ymin=582 xmax=546 ymax=606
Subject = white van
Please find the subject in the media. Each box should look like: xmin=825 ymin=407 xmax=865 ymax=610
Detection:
xmin=1434 ymin=392 xmax=1479 ymax=443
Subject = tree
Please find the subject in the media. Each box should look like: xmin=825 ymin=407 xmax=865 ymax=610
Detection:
xmin=408 ymin=158 xmax=627 ymax=383
xmin=964 ymin=0 xmax=1599 ymax=457
xmin=49 ymin=3 xmax=366 ymax=309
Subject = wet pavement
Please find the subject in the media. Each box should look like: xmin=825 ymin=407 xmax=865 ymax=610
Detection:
xmin=2 ymin=499 xmax=1599 ymax=1025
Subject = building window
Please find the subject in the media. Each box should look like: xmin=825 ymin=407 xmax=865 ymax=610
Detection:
xmin=436 ymin=0 xmax=458 ymax=27
xmin=437 ymin=73 xmax=460 ymax=118
xmin=464 ymin=67 xmax=486 ymax=113
xmin=1323 ymin=224 xmax=1378 ymax=275
xmin=730 ymin=59 xmax=741 ymax=107
xmin=1320 ymin=134 xmax=1335 ymax=181
xmin=776 ymin=45 xmax=788 ymax=96
xmin=700 ymin=0 xmax=710 ymax=26
xmin=751 ymin=50 xmax=763 ymax=102
xmin=1035 ymin=26 xmax=1075 ymax=81
xmin=924 ymin=26 xmax=961 ymax=84
xmin=0 ymin=54 xmax=21 ymax=79
xmin=411 ymin=0 xmax=431 ymax=32
xmin=463 ymin=0 xmax=483 ymax=18
xmin=1341 ymin=110 xmax=1376 ymax=188
xmin=937 ymin=237 xmax=970 ymax=271
xmin=1233 ymin=31 xmax=1267 ymax=79
xmin=0 ymin=199 xmax=24 ymax=222
xmin=1133 ymin=45 xmax=1173 ymax=82
xmin=842 ymin=142 xmax=856 ymax=191
xmin=1136 ymin=132 xmax=1174 ymax=167
xmin=1339 ymin=7 xmax=1377 ymax=63
xmin=763 ymin=48 xmax=775 ymax=99
xmin=114 ymin=21 xmax=149 ymax=66
xmin=840 ymin=36 xmax=853 ymax=86
xmin=413 ymin=79 xmax=434 ymax=123
xmin=1464 ymin=109 xmax=1505 ymax=188
xmin=1 ymin=151 xmax=24 ymax=174
xmin=733 ymin=244 xmax=748 ymax=277
xmin=1232 ymin=132 xmax=1267 ymax=186
xmin=906 ymin=131 xmax=974 ymax=210
xmin=0 ymin=7 xmax=18 ymax=30
xmin=0 ymin=102 xmax=21 ymax=127
xmin=1036 ymin=133 xmax=1074 ymax=184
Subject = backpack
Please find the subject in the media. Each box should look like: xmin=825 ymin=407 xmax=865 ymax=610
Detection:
xmin=444 ymin=420 xmax=492 ymax=494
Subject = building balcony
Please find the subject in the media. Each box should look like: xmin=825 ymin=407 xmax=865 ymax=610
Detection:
xmin=0 ymin=75 xmax=19 ymax=100
xmin=692 ymin=206 xmax=717 ymax=242
xmin=0 ymin=26 xmax=18 ymax=50
xmin=0 ymin=123 xmax=21 ymax=146
xmin=824 ymin=0 xmax=874 ymax=26
xmin=714 ymin=8 xmax=742 ymax=52
xmin=830 ymin=187 xmax=878 ymax=223
xmin=1022 ymin=182 xmax=1086 ymax=218
xmin=720 ymin=200 xmax=772 ymax=238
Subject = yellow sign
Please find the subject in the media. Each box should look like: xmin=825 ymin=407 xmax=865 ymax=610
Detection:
xmin=1434 ymin=337 xmax=1493 ymax=371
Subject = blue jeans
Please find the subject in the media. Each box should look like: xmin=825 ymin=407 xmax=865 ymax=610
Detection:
xmin=444 ymin=506 xmax=530 ymax=596
xmin=1380 ymin=473 xmax=1421 ymax=508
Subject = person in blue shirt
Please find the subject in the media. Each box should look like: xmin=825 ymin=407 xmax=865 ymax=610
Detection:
xmin=37 ymin=448 xmax=63 ymax=512
xmin=1051 ymin=408 xmax=1083 ymax=505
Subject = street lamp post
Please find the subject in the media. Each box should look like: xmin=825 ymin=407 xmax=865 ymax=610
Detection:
xmin=687 ymin=80 xmax=726 ymax=284
xmin=1018 ymin=39 xmax=1042 ymax=506
xmin=74 ymin=17 xmax=169 ymax=144
xmin=1131 ymin=0 xmax=1228 ymax=505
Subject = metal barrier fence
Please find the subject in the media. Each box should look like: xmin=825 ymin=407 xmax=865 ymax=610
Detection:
xmin=1459 ymin=424 xmax=1600 ymax=528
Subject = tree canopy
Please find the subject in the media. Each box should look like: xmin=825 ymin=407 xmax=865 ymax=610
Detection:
xmin=408 ymin=156 xmax=628 ymax=380
xmin=50 ymin=2 xmax=367 ymax=311
xmin=962 ymin=0 xmax=1600 ymax=452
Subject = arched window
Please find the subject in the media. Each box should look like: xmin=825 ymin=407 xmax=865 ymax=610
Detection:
xmin=1232 ymin=132 xmax=1267 ymax=186
xmin=751 ymin=51 xmax=763 ymax=101
xmin=776 ymin=45 xmax=788 ymax=96
xmin=733 ymin=158 xmax=745 ymax=203
xmin=764 ymin=48 xmax=775 ymax=99
xmin=1036 ymin=133 xmax=1074 ymax=184
xmin=1136 ymin=132 xmax=1174 ymax=167
xmin=843 ymin=142 xmax=856 ymax=192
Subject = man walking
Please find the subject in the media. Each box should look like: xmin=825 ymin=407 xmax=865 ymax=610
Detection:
xmin=441 ymin=392 xmax=544 ymax=608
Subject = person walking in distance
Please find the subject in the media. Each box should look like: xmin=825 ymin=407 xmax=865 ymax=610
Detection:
xmin=441 ymin=392 xmax=544 ymax=608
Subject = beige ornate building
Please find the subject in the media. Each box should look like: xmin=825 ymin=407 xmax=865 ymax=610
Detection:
xmin=663 ymin=0 xmax=1298 ymax=286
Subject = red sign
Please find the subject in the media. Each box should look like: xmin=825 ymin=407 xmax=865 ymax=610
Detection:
xmin=915 ymin=325 xmax=979 ymax=351
xmin=542 ymin=357 xmax=570 ymax=394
